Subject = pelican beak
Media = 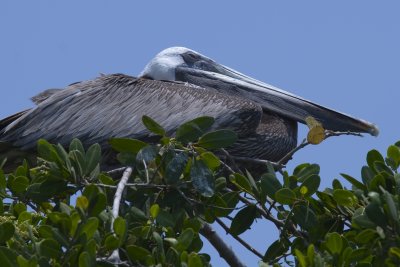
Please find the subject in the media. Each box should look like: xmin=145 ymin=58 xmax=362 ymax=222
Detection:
xmin=176 ymin=62 xmax=379 ymax=136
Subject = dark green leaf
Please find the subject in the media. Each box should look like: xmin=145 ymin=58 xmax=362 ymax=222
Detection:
xmin=387 ymin=145 xmax=400 ymax=166
xmin=175 ymin=116 xmax=214 ymax=143
xmin=230 ymin=173 xmax=252 ymax=194
xmin=355 ymin=229 xmax=378 ymax=244
xmin=9 ymin=176 xmax=29 ymax=194
xmin=264 ymin=240 xmax=288 ymax=262
xmin=177 ymin=228 xmax=194 ymax=251
xmin=37 ymin=139 xmax=60 ymax=163
xmin=293 ymin=163 xmax=320 ymax=182
xmin=260 ymin=173 xmax=282 ymax=201
xmin=325 ymin=232 xmax=343 ymax=254
xmin=230 ymin=205 xmax=257 ymax=235
xmin=0 ymin=247 xmax=18 ymax=267
xmin=39 ymin=239 xmax=61 ymax=259
xmin=109 ymin=138 xmax=147 ymax=153
xmin=113 ymin=217 xmax=127 ymax=239
xmin=365 ymin=201 xmax=387 ymax=227
xmin=126 ymin=245 xmax=151 ymax=261
xmin=332 ymin=189 xmax=357 ymax=206
xmin=0 ymin=222 xmax=15 ymax=243
xmin=156 ymin=210 xmax=175 ymax=227
xmin=275 ymin=188 xmax=296 ymax=205
xmin=361 ymin=166 xmax=374 ymax=186
xmin=136 ymin=145 xmax=158 ymax=166
xmin=78 ymin=251 xmax=93 ymax=267
xmin=142 ymin=115 xmax=166 ymax=136
xmin=165 ymin=153 xmax=188 ymax=184
xmin=293 ymin=204 xmax=317 ymax=230
xmin=200 ymin=152 xmax=220 ymax=171
xmin=367 ymin=149 xmax=384 ymax=172
xmin=190 ymin=159 xmax=215 ymax=197
xmin=105 ymin=235 xmax=119 ymax=250
xmin=69 ymin=138 xmax=85 ymax=155
xmin=341 ymin=173 xmax=366 ymax=191
xmin=80 ymin=217 xmax=99 ymax=239
xmin=197 ymin=130 xmax=237 ymax=149
xmin=382 ymin=190 xmax=398 ymax=222
xmin=299 ymin=174 xmax=320 ymax=197
xmin=84 ymin=144 xmax=101 ymax=175
xmin=129 ymin=207 xmax=148 ymax=222
xmin=188 ymin=253 xmax=203 ymax=267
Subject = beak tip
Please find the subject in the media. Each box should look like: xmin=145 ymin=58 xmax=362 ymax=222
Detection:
xmin=369 ymin=124 xmax=379 ymax=137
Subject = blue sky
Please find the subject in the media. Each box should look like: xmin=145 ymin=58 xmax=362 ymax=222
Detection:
xmin=1 ymin=1 xmax=399 ymax=266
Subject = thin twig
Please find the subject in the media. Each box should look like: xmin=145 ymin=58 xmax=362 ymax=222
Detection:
xmin=220 ymin=149 xmax=243 ymax=174
xmin=200 ymin=223 xmax=247 ymax=267
xmin=215 ymin=217 xmax=264 ymax=259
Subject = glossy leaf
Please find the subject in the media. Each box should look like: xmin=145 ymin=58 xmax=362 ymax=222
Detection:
xmin=142 ymin=115 xmax=166 ymax=136
xmin=190 ymin=158 xmax=215 ymax=197
xmin=197 ymin=130 xmax=237 ymax=149
xmin=165 ymin=153 xmax=188 ymax=184
xmin=275 ymin=188 xmax=296 ymax=205
xmin=260 ymin=173 xmax=282 ymax=200
xmin=230 ymin=205 xmax=257 ymax=235
xmin=175 ymin=116 xmax=214 ymax=143
xmin=109 ymin=138 xmax=147 ymax=153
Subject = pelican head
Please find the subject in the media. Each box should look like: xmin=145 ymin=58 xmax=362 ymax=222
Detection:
xmin=140 ymin=47 xmax=379 ymax=136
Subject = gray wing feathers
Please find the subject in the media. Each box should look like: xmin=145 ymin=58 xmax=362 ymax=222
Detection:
xmin=1 ymin=74 xmax=262 ymax=149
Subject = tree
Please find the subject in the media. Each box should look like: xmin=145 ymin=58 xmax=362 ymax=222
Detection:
xmin=0 ymin=116 xmax=398 ymax=266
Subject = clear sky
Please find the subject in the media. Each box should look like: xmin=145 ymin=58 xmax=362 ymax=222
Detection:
xmin=1 ymin=1 xmax=399 ymax=266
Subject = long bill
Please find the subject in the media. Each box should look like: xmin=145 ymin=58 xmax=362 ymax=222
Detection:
xmin=176 ymin=64 xmax=379 ymax=136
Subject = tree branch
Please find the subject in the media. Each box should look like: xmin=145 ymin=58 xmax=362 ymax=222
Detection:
xmin=200 ymin=223 xmax=247 ymax=267
xmin=215 ymin=217 xmax=264 ymax=259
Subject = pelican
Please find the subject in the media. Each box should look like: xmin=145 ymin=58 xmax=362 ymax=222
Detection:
xmin=0 ymin=47 xmax=378 ymax=171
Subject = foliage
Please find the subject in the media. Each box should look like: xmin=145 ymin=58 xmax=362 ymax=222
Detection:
xmin=0 ymin=115 xmax=398 ymax=267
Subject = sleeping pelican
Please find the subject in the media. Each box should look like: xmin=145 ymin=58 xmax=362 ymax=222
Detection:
xmin=0 ymin=47 xmax=378 ymax=171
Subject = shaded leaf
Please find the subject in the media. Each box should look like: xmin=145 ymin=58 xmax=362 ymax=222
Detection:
xmin=230 ymin=205 xmax=257 ymax=235
xmin=176 ymin=116 xmax=214 ymax=143
xmin=109 ymin=138 xmax=147 ymax=154
xmin=197 ymin=130 xmax=237 ymax=149
xmin=126 ymin=245 xmax=151 ymax=261
xmin=165 ymin=153 xmax=188 ymax=184
xmin=260 ymin=173 xmax=282 ymax=201
xmin=275 ymin=188 xmax=296 ymax=205
xmin=142 ymin=115 xmax=166 ymax=136
xmin=0 ymin=222 xmax=15 ymax=243
xmin=190 ymin=159 xmax=215 ymax=197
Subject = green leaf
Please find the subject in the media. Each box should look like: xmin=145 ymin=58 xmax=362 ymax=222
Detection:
xmin=130 ymin=207 xmax=148 ymax=222
xmin=361 ymin=166 xmax=374 ymax=186
xmin=367 ymin=149 xmax=385 ymax=172
xmin=332 ymin=189 xmax=357 ymax=206
xmin=352 ymin=208 xmax=376 ymax=228
xmin=383 ymin=190 xmax=398 ymax=222
xmin=188 ymin=253 xmax=203 ymax=267
xmin=264 ymin=240 xmax=288 ymax=262
xmin=275 ymin=188 xmax=296 ymax=205
xmin=109 ymin=138 xmax=147 ymax=153
xmin=230 ymin=205 xmax=257 ymax=235
xmin=260 ymin=173 xmax=282 ymax=200
xmin=153 ymin=232 xmax=166 ymax=263
xmin=39 ymin=239 xmax=61 ymax=259
xmin=9 ymin=176 xmax=29 ymax=193
xmin=113 ymin=217 xmax=127 ymax=239
xmin=200 ymin=152 xmax=221 ymax=171
xmin=37 ymin=139 xmax=60 ymax=163
xmin=293 ymin=204 xmax=317 ymax=230
xmin=142 ymin=115 xmax=166 ymax=136
xmin=325 ymin=232 xmax=343 ymax=254
xmin=299 ymin=174 xmax=320 ymax=197
xmin=0 ymin=247 xmax=18 ymax=267
xmin=165 ymin=153 xmax=188 ymax=184
xmin=69 ymin=138 xmax=85 ymax=155
xmin=175 ymin=116 xmax=215 ymax=143
xmin=190 ymin=158 xmax=215 ymax=197
xmin=355 ymin=229 xmax=378 ymax=244
xmin=230 ymin=173 xmax=252 ymax=195
xmin=76 ymin=195 xmax=89 ymax=210
xmin=0 ymin=170 xmax=6 ymax=190
xmin=80 ymin=217 xmax=99 ymax=239
xmin=293 ymin=163 xmax=320 ymax=182
xmin=105 ymin=235 xmax=119 ymax=250
xmin=150 ymin=204 xmax=160 ymax=218
xmin=341 ymin=173 xmax=366 ymax=191
xmin=177 ymin=228 xmax=194 ymax=251
xmin=84 ymin=144 xmax=101 ymax=175
xmin=197 ymin=130 xmax=237 ymax=149
xmin=294 ymin=249 xmax=307 ymax=267
xmin=387 ymin=145 xmax=400 ymax=166
xmin=365 ymin=201 xmax=387 ymax=227
xmin=157 ymin=210 xmax=175 ymax=227
xmin=126 ymin=245 xmax=151 ymax=261
xmin=0 ymin=222 xmax=15 ymax=243
xmin=78 ymin=251 xmax=93 ymax=267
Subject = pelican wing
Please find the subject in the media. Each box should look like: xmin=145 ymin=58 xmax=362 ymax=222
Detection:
xmin=0 ymin=74 xmax=262 ymax=150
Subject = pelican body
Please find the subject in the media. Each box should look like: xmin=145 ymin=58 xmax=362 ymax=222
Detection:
xmin=0 ymin=47 xmax=378 ymax=170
